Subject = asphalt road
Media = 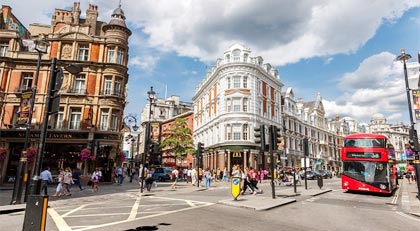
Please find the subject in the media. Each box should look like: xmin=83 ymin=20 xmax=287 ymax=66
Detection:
xmin=2 ymin=178 xmax=420 ymax=231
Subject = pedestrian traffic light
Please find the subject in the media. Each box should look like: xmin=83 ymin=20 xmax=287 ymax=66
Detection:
xmin=271 ymin=125 xmax=282 ymax=151
xmin=254 ymin=125 xmax=265 ymax=151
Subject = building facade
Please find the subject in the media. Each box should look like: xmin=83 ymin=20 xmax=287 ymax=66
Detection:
xmin=0 ymin=3 xmax=131 ymax=183
xmin=138 ymin=94 xmax=193 ymax=166
xmin=192 ymin=44 xmax=283 ymax=172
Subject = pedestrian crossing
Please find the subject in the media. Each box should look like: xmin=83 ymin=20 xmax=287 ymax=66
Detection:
xmin=48 ymin=193 xmax=214 ymax=231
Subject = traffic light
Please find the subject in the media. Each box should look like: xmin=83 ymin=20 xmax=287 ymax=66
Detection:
xmin=254 ymin=125 xmax=265 ymax=151
xmin=197 ymin=142 xmax=204 ymax=157
xmin=47 ymin=67 xmax=64 ymax=115
xmin=271 ymin=125 xmax=282 ymax=150
xmin=409 ymin=128 xmax=419 ymax=151
xmin=148 ymin=143 xmax=155 ymax=155
xmin=303 ymin=138 xmax=309 ymax=157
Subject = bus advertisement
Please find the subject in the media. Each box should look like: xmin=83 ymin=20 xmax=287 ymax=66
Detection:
xmin=341 ymin=133 xmax=398 ymax=194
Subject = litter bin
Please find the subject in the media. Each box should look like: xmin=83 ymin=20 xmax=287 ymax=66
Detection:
xmin=317 ymin=175 xmax=323 ymax=189
xmin=23 ymin=195 xmax=49 ymax=231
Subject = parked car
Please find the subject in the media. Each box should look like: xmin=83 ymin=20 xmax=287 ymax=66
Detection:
xmin=152 ymin=167 xmax=173 ymax=181
xmin=301 ymin=171 xmax=319 ymax=180
xmin=316 ymin=170 xmax=333 ymax=179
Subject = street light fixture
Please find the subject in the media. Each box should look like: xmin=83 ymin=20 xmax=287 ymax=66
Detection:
xmin=124 ymin=114 xmax=139 ymax=182
xmin=140 ymin=86 xmax=155 ymax=193
xmin=396 ymin=48 xmax=420 ymax=199
xmin=11 ymin=37 xmax=49 ymax=205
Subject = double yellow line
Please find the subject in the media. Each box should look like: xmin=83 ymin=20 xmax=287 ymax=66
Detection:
xmin=390 ymin=186 xmax=400 ymax=205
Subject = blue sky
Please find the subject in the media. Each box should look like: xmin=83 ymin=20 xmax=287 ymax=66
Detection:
xmin=5 ymin=0 xmax=420 ymax=125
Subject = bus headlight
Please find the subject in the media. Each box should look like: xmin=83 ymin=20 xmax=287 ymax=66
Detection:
xmin=343 ymin=181 xmax=349 ymax=187
xmin=379 ymin=184 xmax=386 ymax=190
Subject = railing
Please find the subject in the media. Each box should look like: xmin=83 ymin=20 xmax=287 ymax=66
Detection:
xmin=99 ymin=90 xmax=124 ymax=98
xmin=64 ymin=88 xmax=87 ymax=94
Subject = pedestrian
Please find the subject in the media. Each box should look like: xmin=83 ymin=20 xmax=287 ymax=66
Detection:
xmin=138 ymin=164 xmax=148 ymax=189
xmin=91 ymin=169 xmax=100 ymax=192
xmin=241 ymin=167 xmax=255 ymax=195
xmin=72 ymin=168 xmax=84 ymax=191
xmin=406 ymin=170 xmax=412 ymax=184
xmin=61 ymin=167 xmax=73 ymax=196
xmin=191 ymin=167 xmax=197 ymax=186
xmin=53 ymin=168 xmax=65 ymax=197
xmin=113 ymin=167 xmax=118 ymax=184
xmin=40 ymin=166 xmax=53 ymax=196
xmin=145 ymin=168 xmax=154 ymax=192
xmin=171 ymin=167 xmax=179 ymax=189
xmin=204 ymin=168 xmax=212 ymax=188
xmin=222 ymin=167 xmax=229 ymax=182
xmin=187 ymin=168 xmax=192 ymax=183
xmin=249 ymin=167 xmax=263 ymax=194
xmin=117 ymin=166 xmax=124 ymax=185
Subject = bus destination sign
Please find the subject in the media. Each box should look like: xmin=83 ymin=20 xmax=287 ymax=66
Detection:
xmin=346 ymin=152 xmax=381 ymax=159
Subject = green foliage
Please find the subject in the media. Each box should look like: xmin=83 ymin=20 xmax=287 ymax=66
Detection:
xmin=160 ymin=118 xmax=195 ymax=161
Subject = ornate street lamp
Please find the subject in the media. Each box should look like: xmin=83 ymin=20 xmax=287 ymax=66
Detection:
xmin=140 ymin=86 xmax=155 ymax=193
xmin=124 ymin=114 xmax=139 ymax=182
xmin=11 ymin=37 xmax=49 ymax=205
xmin=396 ymin=48 xmax=420 ymax=199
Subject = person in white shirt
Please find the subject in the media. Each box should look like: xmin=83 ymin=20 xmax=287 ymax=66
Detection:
xmin=191 ymin=168 xmax=197 ymax=186
xmin=187 ymin=168 xmax=192 ymax=183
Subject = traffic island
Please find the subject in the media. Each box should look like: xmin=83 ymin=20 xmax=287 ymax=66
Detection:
xmin=218 ymin=196 xmax=296 ymax=211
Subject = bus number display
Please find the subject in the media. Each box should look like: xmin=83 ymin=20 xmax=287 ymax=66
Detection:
xmin=346 ymin=152 xmax=381 ymax=159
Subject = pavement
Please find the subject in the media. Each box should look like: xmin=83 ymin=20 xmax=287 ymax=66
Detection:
xmin=0 ymin=177 xmax=419 ymax=229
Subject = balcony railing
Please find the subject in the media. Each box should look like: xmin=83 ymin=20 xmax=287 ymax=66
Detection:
xmin=99 ymin=90 xmax=124 ymax=98
xmin=64 ymin=88 xmax=87 ymax=95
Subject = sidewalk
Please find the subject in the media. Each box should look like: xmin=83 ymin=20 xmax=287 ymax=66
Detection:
xmin=402 ymin=179 xmax=420 ymax=217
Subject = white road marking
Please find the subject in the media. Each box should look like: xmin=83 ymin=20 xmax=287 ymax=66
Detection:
xmin=62 ymin=204 xmax=87 ymax=218
xmin=396 ymin=211 xmax=420 ymax=222
xmin=49 ymin=194 xmax=214 ymax=231
xmin=127 ymin=196 xmax=141 ymax=220
xmin=48 ymin=208 xmax=72 ymax=231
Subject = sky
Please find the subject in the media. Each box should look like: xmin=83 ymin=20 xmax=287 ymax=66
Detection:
xmin=4 ymin=0 xmax=420 ymax=125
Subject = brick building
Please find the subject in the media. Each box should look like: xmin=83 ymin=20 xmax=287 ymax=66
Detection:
xmin=0 ymin=3 xmax=131 ymax=183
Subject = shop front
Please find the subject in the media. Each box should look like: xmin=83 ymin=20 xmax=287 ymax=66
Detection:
xmin=0 ymin=130 xmax=120 ymax=184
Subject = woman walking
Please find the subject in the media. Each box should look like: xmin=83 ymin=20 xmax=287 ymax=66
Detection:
xmin=53 ymin=168 xmax=65 ymax=196
xmin=91 ymin=168 xmax=100 ymax=192
xmin=204 ymin=168 xmax=212 ymax=188
xmin=61 ymin=167 xmax=73 ymax=196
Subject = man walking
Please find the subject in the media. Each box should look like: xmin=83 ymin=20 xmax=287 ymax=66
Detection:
xmin=40 ymin=167 xmax=53 ymax=196
xmin=72 ymin=168 xmax=84 ymax=190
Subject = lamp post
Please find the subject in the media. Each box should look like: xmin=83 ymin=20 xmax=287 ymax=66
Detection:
xmin=397 ymin=48 xmax=420 ymax=199
xmin=124 ymin=114 xmax=139 ymax=183
xmin=141 ymin=86 xmax=155 ymax=193
xmin=10 ymin=37 xmax=49 ymax=205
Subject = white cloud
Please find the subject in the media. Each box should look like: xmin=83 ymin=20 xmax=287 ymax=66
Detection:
xmin=324 ymin=52 xmax=416 ymax=123
xmin=129 ymin=55 xmax=160 ymax=73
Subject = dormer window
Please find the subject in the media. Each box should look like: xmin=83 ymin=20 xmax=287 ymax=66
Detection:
xmin=233 ymin=49 xmax=241 ymax=62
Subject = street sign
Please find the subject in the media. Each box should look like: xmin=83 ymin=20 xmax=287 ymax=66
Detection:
xmin=231 ymin=177 xmax=241 ymax=200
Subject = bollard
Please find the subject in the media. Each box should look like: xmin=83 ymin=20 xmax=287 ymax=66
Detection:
xmin=317 ymin=175 xmax=323 ymax=189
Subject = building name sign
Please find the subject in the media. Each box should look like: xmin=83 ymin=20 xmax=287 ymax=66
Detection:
xmin=1 ymin=130 xmax=89 ymax=139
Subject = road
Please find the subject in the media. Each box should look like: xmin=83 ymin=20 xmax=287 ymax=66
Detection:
xmin=2 ymin=178 xmax=420 ymax=231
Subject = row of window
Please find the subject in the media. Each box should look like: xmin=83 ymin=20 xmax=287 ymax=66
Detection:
xmin=0 ymin=40 xmax=126 ymax=65
xmin=76 ymin=44 xmax=125 ymax=64
xmin=17 ymin=73 xmax=123 ymax=96
xmin=54 ymin=108 xmax=120 ymax=131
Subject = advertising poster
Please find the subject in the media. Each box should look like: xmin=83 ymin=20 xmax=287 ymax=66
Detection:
xmin=412 ymin=89 xmax=420 ymax=121
xmin=150 ymin=122 xmax=161 ymax=143
xmin=16 ymin=90 xmax=32 ymax=125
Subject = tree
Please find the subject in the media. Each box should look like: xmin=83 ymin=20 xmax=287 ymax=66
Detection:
xmin=160 ymin=118 xmax=195 ymax=165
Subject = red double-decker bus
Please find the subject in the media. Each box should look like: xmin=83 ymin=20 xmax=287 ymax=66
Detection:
xmin=341 ymin=133 xmax=398 ymax=194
